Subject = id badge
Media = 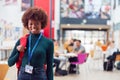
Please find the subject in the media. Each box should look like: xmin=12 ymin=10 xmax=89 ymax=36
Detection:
xmin=25 ymin=65 xmax=33 ymax=74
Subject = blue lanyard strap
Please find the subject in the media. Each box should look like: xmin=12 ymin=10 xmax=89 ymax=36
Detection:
xmin=28 ymin=33 xmax=42 ymax=64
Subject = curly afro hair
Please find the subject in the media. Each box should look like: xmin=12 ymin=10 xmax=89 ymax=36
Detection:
xmin=22 ymin=7 xmax=48 ymax=29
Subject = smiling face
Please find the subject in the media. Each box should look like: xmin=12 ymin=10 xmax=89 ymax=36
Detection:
xmin=28 ymin=19 xmax=41 ymax=34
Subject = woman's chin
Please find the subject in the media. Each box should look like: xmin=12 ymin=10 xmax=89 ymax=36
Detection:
xmin=31 ymin=31 xmax=40 ymax=34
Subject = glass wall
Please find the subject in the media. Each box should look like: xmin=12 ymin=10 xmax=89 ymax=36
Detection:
xmin=63 ymin=30 xmax=107 ymax=52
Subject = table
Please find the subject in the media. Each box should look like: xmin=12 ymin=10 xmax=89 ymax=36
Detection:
xmin=59 ymin=53 xmax=77 ymax=57
xmin=59 ymin=53 xmax=77 ymax=70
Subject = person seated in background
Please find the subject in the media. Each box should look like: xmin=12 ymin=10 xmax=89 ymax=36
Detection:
xmin=64 ymin=39 xmax=76 ymax=53
xmin=53 ymin=39 xmax=67 ymax=70
xmin=69 ymin=39 xmax=86 ymax=63
xmin=94 ymin=39 xmax=103 ymax=53
xmin=53 ymin=58 xmax=61 ymax=76
xmin=103 ymin=40 xmax=118 ymax=71
xmin=106 ymin=41 xmax=118 ymax=61
xmin=95 ymin=39 xmax=102 ymax=48
xmin=68 ymin=39 xmax=86 ymax=73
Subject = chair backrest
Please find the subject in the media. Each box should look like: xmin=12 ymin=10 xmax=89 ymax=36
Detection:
xmin=0 ymin=64 xmax=9 ymax=80
xmin=90 ymin=50 xmax=94 ymax=58
xmin=77 ymin=53 xmax=88 ymax=64
xmin=116 ymin=54 xmax=120 ymax=61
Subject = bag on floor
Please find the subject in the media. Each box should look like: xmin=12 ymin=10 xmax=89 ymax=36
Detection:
xmin=57 ymin=70 xmax=68 ymax=76
xmin=103 ymin=60 xmax=113 ymax=71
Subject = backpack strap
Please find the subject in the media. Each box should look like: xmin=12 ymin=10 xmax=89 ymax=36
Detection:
xmin=16 ymin=33 xmax=47 ymax=72
xmin=16 ymin=34 xmax=29 ymax=70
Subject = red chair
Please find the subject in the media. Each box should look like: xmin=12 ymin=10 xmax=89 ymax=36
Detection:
xmin=71 ymin=53 xmax=88 ymax=74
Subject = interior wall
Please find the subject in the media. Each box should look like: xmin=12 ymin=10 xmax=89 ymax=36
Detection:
xmin=114 ymin=30 xmax=120 ymax=50
xmin=34 ymin=0 xmax=55 ymax=39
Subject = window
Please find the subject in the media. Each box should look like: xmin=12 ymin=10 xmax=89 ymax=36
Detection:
xmin=118 ymin=0 xmax=120 ymax=5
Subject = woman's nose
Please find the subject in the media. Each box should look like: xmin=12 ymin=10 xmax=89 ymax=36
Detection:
xmin=32 ymin=24 xmax=37 ymax=27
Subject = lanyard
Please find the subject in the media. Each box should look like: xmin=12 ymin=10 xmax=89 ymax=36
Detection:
xmin=28 ymin=33 xmax=42 ymax=64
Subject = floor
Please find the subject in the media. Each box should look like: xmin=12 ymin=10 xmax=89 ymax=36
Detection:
xmin=4 ymin=60 xmax=120 ymax=80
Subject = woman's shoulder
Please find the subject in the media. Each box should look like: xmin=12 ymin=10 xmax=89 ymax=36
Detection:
xmin=42 ymin=36 xmax=53 ymax=44
xmin=15 ymin=38 xmax=20 ymax=45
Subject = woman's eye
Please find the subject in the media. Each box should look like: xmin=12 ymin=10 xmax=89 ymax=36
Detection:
xmin=29 ymin=23 xmax=33 ymax=26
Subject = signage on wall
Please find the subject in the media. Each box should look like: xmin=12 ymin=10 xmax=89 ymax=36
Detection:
xmin=0 ymin=19 xmax=22 ymax=41
xmin=0 ymin=0 xmax=17 ymax=6
xmin=4 ymin=0 xmax=17 ymax=5
xmin=21 ymin=0 xmax=31 ymax=11
xmin=60 ymin=0 xmax=111 ymax=20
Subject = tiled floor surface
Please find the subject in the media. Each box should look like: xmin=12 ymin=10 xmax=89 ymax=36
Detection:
xmin=5 ymin=61 xmax=120 ymax=80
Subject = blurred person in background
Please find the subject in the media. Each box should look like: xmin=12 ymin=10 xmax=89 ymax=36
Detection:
xmin=68 ymin=39 xmax=85 ymax=73
xmin=53 ymin=39 xmax=67 ymax=70
xmin=106 ymin=41 xmax=118 ymax=61
xmin=64 ymin=38 xmax=76 ymax=53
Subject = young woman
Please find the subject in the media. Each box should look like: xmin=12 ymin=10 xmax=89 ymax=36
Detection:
xmin=8 ymin=7 xmax=54 ymax=80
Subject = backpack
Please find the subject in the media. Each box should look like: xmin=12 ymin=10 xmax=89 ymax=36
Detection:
xmin=103 ymin=60 xmax=113 ymax=71
xmin=16 ymin=34 xmax=29 ymax=71
xmin=57 ymin=70 xmax=68 ymax=76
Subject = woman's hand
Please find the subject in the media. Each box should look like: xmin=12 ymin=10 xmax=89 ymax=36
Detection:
xmin=17 ymin=45 xmax=26 ymax=52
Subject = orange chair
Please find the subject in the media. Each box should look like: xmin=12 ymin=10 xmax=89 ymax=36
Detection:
xmin=115 ymin=54 xmax=120 ymax=61
xmin=101 ymin=45 xmax=108 ymax=52
xmin=0 ymin=64 xmax=9 ymax=80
